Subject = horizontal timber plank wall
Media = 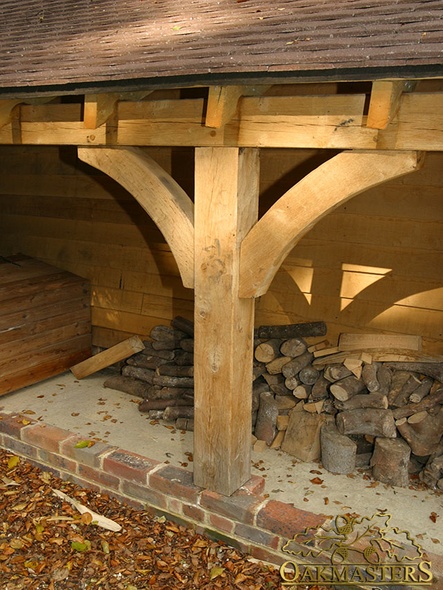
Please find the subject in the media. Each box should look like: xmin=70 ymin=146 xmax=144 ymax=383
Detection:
xmin=0 ymin=145 xmax=441 ymax=355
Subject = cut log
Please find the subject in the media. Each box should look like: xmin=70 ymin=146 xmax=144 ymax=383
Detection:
xmin=254 ymin=339 xmax=283 ymax=363
xmin=336 ymin=409 xmax=397 ymax=438
xmin=396 ymin=406 xmax=443 ymax=456
xmin=392 ymin=373 xmax=422 ymax=407
xmin=152 ymin=375 xmax=194 ymax=388
xmin=141 ymin=342 xmax=176 ymax=360
xmin=392 ymin=387 xmax=443 ymax=420
xmin=299 ymin=365 xmax=320 ymax=386
xmin=156 ymin=365 xmax=194 ymax=377
xmin=163 ymin=405 xmax=195 ymax=421
xmin=266 ymin=356 xmax=292 ymax=375
xmin=262 ymin=372 xmax=284 ymax=387
xmin=171 ymin=315 xmax=194 ymax=337
xmin=173 ymin=351 xmax=194 ymax=366
xmin=150 ymin=325 xmax=188 ymax=342
xmin=71 ymin=336 xmax=144 ymax=379
xmin=324 ymin=364 xmax=353 ymax=383
xmin=303 ymin=400 xmax=324 ymax=414
xmin=377 ymin=364 xmax=392 ymax=395
xmin=270 ymin=430 xmax=286 ymax=450
xmin=175 ymin=418 xmax=194 ymax=431
xmin=284 ymin=375 xmax=300 ymax=391
xmin=361 ymin=362 xmax=381 ymax=392
xmin=103 ymin=375 xmax=149 ymax=398
xmin=334 ymin=393 xmax=389 ymax=411
xmin=270 ymin=382 xmax=293 ymax=396
xmin=179 ymin=338 xmax=194 ymax=353
xmin=321 ymin=421 xmax=357 ymax=474
xmin=408 ymin=377 xmax=434 ymax=404
xmin=126 ymin=353 xmax=170 ymax=370
xmin=420 ymin=449 xmax=443 ymax=489
xmin=311 ymin=375 xmax=330 ymax=401
xmin=280 ymin=337 xmax=307 ymax=358
xmin=122 ymin=365 xmax=155 ymax=384
xmin=281 ymin=409 xmax=326 ymax=462
xmin=138 ymin=398 xmax=194 ymax=412
xmin=274 ymin=396 xmax=297 ymax=412
xmin=329 ymin=375 xmax=366 ymax=402
xmin=387 ymin=371 xmax=412 ymax=405
xmin=145 ymin=386 xmax=193 ymax=400
xmin=371 ymin=438 xmax=411 ymax=487
xmin=293 ymin=384 xmax=311 ymax=400
xmin=254 ymin=391 xmax=278 ymax=445
xmin=384 ymin=362 xmax=443 ymax=382
xmin=281 ymin=352 xmax=314 ymax=378
xmin=256 ymin=321 xmax=327 ymax=340
xmin=276 ymin=414 xmax=290 ymax=431
xmin=343 ymin=358 xmax=363 ymax=378
xmin=338 ymin=333 xmax=422 ymax=351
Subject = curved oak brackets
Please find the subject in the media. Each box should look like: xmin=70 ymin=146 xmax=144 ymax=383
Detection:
xmin=78 ymin=146 xmax=195 ymax=288
xmin=239 ymin=150 xmax=423 ymax=298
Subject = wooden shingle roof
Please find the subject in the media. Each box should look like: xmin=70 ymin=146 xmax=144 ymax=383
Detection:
xmin=1 ymin=0 xmax=443 ymax=96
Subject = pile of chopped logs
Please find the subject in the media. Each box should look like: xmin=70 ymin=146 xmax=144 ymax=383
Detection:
xmin=104 ymin=317 xmax=443 ymax=490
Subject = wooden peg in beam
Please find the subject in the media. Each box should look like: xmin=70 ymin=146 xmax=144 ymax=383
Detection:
xmin=366 ymin=80 xmax=411 ymax=130
xmin=84 ymin=93 xmax=119 ymax=129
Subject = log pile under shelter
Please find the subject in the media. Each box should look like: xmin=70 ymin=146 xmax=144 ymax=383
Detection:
xmin=104 ymin=317 xmax=443 ymax=490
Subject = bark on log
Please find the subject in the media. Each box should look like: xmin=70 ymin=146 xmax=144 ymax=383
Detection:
xmin=174 ymin=351 xmax=194 ymax=366
xmin=396 ymin=406 xmax=443 ymax=456
xmin=408 ymin=377 xmax=434 ymax=404
xmin=103 ymin=375 xmax=149 ymax=398
xmin=299 ymin=365 xmax=320 ymax=386
xmin=126 ymin=353 xmax=171 ymax=370
xmin=256 ymin=321 xmax=327 ymax=340
xmin=163 ymin=405 xmax=195 ymax=421
xmin=175 ymin=418 xmax=194 ymax=431
xmin=270 ymin=383 xmax=293 ymax=396
xmin=324 ymin=364 xmax=353 ymax=383
xmin=150 ymin=325 xmax=188 ymax=342
xmin=284 ymin=375 xmax=299 ymax=391
xmin=361 ymin=362 xmax=381 ymax=392
xmin=179 ymin=338 xmax=194 ymax=353
xmin=151 ymin=338 xmax=179 ymax=351
xmin=156 ymin=365 xmax=194 ymax=377
xmin=255 ymin=339 xmax=283 ymax=363
xmin=252 ymin=382 xmax=270 ymax=413
xmin=384 ymin=362 xmax=443 ymax=383
xmin=171 ymin=315 xmax=194 ymax=337
xmin=392 ymin=373 xmax=422 ymax=407
xmin=281 ymin=352 xmax=314 ymax=379
xmin=262 ymin=372 xmax=284 ymax=387
xmin=334 ymin=393 xmax=388 ymax=411
xmin=122 ymin=365 xmax=155 ymax=384
xmin=336 ymin=408 xmax=397 ymax=438
xmin=145 ymin=386 xmax=193 ymax=400
xmin=311 ymin=375 xmax=330 ymax=401
xmin=387 ymin=371 xmax=412 ymax=405
xmin=266 ymin=356 xmax=292 ymax=375
xmin=321 ymin=421 xmax=357 ymax=474
xmin=141 ymin=343 xmax=175 ymax=361
xmin=392 ymin=387 xmax=443 ymax=420
xmin=329 ymin=375 xmax=367 ymax=402
xmin=371 ymin=438 xmax=411 ymax=487
xmin=254 ymin=391 xmax=278 ymax=445
xmin=152 ymin=375 xmax=194 ymax=388
xmin=138 ymin=398 xmax=194 ymax=412
xmin=376 ymin=364 xmax=392 ymax=395
xmin=280 ymin=338 xmax=307 ymax=358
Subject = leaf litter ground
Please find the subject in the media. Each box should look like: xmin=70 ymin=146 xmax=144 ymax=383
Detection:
xmin=0 ymin=449 xmax=287 ymax=590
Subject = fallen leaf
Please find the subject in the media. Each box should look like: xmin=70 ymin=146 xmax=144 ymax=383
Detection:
xmin=74 ymin=440 xmax=95 ymax=448
xmin=310 ymin=477 xmax=323 ymax=485
xmin=71 ymin=540 xmax=91 ymax=552
xmin=7 ymin=455 xmax=20 ymax=470
xmin=210 ymin=566 xmax=224 ymax=580
xmin=430 ymin=512 xmax=439 ymax=523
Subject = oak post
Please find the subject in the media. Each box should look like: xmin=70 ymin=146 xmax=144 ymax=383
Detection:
xmin=193 ymin=147 xmax=259 ymax=494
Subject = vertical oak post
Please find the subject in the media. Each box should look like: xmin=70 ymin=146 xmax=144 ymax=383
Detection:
xmin=193 ymin=147 xmax=259 ymax=494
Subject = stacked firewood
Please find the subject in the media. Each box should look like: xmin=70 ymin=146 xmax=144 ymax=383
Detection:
xmin=105 ymin=317 xmax=443 ymax=489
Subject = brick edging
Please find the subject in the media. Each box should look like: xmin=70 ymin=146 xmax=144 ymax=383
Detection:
xmin=0 ymin=410 xmax=325 ymax=566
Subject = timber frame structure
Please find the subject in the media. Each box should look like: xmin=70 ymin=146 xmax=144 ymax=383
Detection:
xmin=1 ymin=0 xmax=443 ymax=494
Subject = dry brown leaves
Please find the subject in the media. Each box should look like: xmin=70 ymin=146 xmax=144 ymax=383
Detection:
xmin=0 ymin=449 xmax=284 ymax=590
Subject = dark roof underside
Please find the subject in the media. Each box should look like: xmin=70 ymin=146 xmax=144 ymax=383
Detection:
xmin=1 ymin=0 xmax=443 ymax=96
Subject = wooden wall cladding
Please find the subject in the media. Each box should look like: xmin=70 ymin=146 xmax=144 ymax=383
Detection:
xmin=0 ymin=145 xmax=441 ymax=356
xmin=0 ymin=254 xmax=91 ymax=395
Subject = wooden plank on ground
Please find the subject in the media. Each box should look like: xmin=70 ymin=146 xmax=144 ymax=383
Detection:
xmin=338 ymin=333 xmax=422 ymax=351
xmin=71 ymin=336 xmax=144 ymax=379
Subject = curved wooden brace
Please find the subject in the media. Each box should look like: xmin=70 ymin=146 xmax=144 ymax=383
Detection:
xmin=78 ymin=146 xmax=195 ymax=288
xmin=239 ymin=150 xmax=424 ymax=298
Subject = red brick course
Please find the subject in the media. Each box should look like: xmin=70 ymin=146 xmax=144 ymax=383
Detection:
xmin=103 ymin=449 xmax=160 ymax=483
